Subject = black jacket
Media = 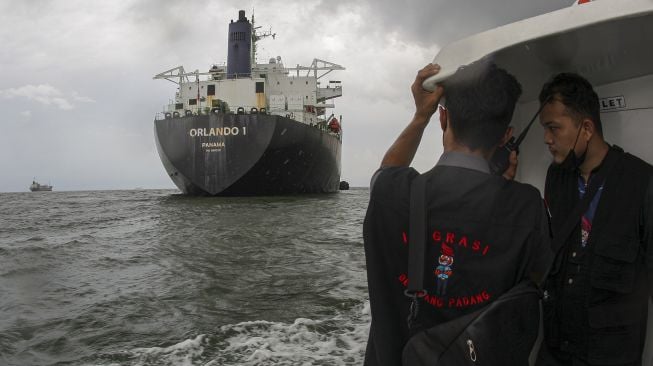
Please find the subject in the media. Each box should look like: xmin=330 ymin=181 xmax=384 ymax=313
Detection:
xmin=542 ymin=145 xmax=653 ymax=364
xmin=364 ymin=153 xmax=552 ymax=366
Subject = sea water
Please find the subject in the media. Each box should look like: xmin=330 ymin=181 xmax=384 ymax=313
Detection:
xmin=0 ymin=189 xmax=370 ymax=366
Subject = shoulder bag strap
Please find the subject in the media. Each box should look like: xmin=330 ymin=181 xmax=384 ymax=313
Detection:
xmin=406 ymin=173 xmax=428 ymax=330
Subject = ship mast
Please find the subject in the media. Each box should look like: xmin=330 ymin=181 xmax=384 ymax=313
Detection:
xmin=250 ymin=11 xmax=276 ymax=65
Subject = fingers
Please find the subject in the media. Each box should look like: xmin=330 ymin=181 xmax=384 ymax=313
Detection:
xmin=417 ymin=63 xmax=441 ymax=81
xmin=413 ymin=64 xmax=440 ymax=90
xmin=412 ymin=64 xmax=444 ymax=120
xmin=502 ymin=150 xmax=519 ymax=180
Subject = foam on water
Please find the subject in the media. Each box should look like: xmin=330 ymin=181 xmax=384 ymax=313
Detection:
xmin=99 ymin=300 xmax=371 ymax=366
xmin=211 ymin=300 xmax=369 ymax=366
xmin=211 ymin=301 xmax=370 ymax=366
xmin=127 ymin=335 xmax=206 ymax=366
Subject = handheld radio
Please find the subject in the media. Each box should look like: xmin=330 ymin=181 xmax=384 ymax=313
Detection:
xmin=489 ymin=100 xmax=550 ymax=175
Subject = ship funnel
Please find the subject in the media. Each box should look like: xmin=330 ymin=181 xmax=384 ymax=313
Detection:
xmin=227 ymin=10 xmax=252 ymax=79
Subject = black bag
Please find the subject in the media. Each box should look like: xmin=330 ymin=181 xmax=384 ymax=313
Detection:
xmin=401 ymin=174 xmax=540 ymax=366
xmin=402 ymin=280 xmax=540 ymax=366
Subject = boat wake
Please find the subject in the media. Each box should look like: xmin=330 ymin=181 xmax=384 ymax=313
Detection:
xmin=119 ymin=301 xmax=370 ymax=366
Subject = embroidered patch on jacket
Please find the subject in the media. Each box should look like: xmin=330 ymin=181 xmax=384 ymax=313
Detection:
xmin=581 ymin=216 xmax=591 ymax=247
xmin=434 ymin=243 xmax=454 ymax=296
xmin=397 ymin=228 xmax=493 ymax=309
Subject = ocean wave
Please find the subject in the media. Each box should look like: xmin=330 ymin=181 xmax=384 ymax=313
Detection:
xmin=25 ymin=236 xmax=46 ymax=242
xmin=129 ymin=334 xmax=206 ymax=366
xmin=89 ymin=302 xmax=371 ymax=366
xmin=208 ymin=303 xmax=370 ymax=366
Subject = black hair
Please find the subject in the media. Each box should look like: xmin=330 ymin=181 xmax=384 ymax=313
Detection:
xmin=538 ymin=72 xmax=602 ymax=136
xmin=443 ymin=61 xmax=522 ymax=151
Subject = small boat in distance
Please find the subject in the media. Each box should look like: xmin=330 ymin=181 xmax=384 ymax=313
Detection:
xmin=30 ymin=180 xmax=53 ymax=192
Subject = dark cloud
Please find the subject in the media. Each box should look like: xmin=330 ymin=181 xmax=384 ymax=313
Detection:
xmin=328 ymin=0 xmax=572 ymax=46
xmin=1 ymin=0 xmax=579 ymax=191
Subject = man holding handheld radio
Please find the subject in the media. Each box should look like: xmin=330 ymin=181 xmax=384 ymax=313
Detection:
xmin=363 ymin=62 xmax=552 ymax=365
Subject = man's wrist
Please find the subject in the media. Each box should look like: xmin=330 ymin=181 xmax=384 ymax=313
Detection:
xmin=412 ymin=112 xmax=433 ymax=126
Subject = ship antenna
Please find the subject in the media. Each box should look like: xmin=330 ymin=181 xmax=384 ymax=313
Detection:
xmin=195 ymin=70 xmax=200 ymax=114
xmin=250 ymin=10 xmax=275 ymax=65
xmin=251 ymin=9 xmax=256 ymax=65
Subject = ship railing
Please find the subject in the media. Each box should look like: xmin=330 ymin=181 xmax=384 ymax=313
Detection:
xmin=309 ymin=115 xmax=343 ymax=140
xmin=155 ymin=66 xmax=274 ymax=85
xmin=155 ymin=106 xmax=271 ymax=120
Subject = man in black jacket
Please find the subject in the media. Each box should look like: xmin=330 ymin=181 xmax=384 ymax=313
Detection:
xmin=363 ymin=62 xmax=552 ymax=366
xmin=535 ymin=73 xmax=653 ymax=366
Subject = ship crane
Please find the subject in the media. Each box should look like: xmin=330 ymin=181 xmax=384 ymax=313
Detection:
xmin=291 ymin=59 xmax=345 ymax=80
xmin=153 ymin=66 xmax=191 ymax=85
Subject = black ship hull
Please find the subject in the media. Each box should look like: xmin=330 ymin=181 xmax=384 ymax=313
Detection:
xmin=154 ymin=113 xmax=341 ymax=196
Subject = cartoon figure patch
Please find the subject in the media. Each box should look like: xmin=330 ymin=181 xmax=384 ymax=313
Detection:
xmin=434 ymin=243 xmax=455 ymax=296
xmin=581 ymin=216 xmax=591 ymax=247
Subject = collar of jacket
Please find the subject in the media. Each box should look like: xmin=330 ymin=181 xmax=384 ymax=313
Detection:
xmin=436 ymin=151 xmax=490 ymax=174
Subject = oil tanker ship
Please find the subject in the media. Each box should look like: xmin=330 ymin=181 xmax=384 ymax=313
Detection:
xmin=153 ymin=10 xmax=344 ymax=196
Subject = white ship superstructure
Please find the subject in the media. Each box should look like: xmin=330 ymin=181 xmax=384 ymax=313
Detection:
xmin=154 ymin=11 xmax=344 ymax=129
xmin=155 ymin=59 xmax=343 ymax=126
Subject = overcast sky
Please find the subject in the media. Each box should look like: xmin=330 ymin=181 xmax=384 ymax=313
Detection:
xmin=0 ymin=0 xmax=572 ymax=192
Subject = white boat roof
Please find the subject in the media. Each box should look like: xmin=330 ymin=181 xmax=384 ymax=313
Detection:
xmin=423 ymin=0 xmax=653 ymax=101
